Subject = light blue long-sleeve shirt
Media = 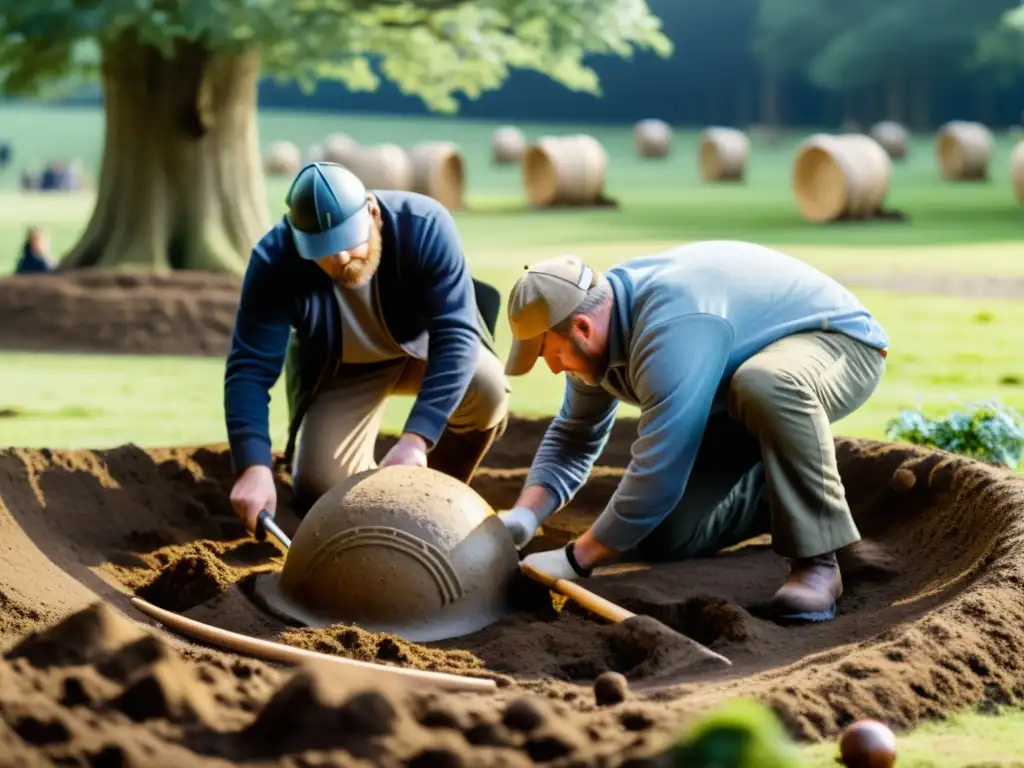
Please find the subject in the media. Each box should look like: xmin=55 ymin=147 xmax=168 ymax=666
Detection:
xmin=524 ymin=240 xmax=890 ymax=552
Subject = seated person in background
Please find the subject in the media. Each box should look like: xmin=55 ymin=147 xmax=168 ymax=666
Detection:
xmin=15 ymin=227 xmax=55 ymax=275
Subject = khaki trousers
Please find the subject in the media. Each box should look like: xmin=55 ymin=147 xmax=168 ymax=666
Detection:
xmin=634 ymin=330 xmax=887 ymax=562
xmin=291 ymin=345 xmax=510 ymax=503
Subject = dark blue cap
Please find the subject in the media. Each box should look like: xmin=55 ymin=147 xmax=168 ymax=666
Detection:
xmin=285 ymin=162 xmax=371 ymax=260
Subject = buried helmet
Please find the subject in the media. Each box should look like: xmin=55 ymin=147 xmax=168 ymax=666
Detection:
xmin=252 ymin=465 xmax=521 ymax=643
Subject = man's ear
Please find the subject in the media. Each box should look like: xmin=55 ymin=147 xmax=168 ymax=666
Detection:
xmin=572 ymin=314 xmax=592 ymax=339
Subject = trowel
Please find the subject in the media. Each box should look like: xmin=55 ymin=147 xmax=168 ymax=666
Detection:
xmin=520 ymin=562 xmax=733 ymax=667
xmin=255 ymin=508 xmax=291 ymax=549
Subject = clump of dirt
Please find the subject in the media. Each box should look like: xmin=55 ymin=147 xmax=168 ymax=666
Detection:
xmin=1 ymin=418 xmax=1024 ymax=766
xmin=135 ymin=549 xmax=239 ymax=613
xmin=0 ymin=269 xmax=241 ymax=356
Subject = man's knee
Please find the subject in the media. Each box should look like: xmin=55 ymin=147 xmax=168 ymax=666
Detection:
xmin=728 ymin=362 xmax=805 ymax=427
xmin=458 ymin=350 xmax=511 ymax=431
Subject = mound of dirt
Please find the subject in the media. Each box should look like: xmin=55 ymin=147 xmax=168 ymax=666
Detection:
xmin=2 ymin=418 xmax=1024 ymax=766
xmin=4 ymin=266 xmax=1024 ymax=358
xmin=0 ymin=269 xmax=241 ymax=356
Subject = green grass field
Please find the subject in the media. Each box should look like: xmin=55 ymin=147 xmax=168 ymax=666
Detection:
xmin=1 ymin=102 xmax=1023 ymax=763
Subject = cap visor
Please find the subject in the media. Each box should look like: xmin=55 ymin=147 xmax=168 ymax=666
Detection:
xmin=290 ymin=203 xmax=371 ymax=261
xmin=504 ymin=336 xmax=543 ymax=376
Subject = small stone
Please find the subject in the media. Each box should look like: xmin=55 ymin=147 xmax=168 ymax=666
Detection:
xmin=891 ymin=467 xmax=916 ymax=492
xmin=501 ymin=698 xmax=545 ymax=732
xmin=593 ymin=671 xmax=629 ymax=706
xmin=838 ymin=718 xmax=896 ymax=768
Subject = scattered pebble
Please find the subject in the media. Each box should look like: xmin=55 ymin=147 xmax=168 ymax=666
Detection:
xmin=891 ymin=467 xmax=916 ymax=492
xmin=501 ymin=697 xmax=545 ymax=732
xmin=593 ymin=671 xmax=629 ymax=706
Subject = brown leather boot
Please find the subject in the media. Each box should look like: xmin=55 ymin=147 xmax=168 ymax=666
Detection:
xmin=769 ymin=552 xmax=843 ymax=624
xmin=427 ymin=415 xmax=508 ymax=485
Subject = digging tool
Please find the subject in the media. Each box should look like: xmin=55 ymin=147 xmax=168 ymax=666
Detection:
xmin=520 ymin=562 xmax=733 ymax=667
xmin=256 ymin=508 xmax=291 ymax=549
xmin=130 ymin=597 xmax=496 ymax=693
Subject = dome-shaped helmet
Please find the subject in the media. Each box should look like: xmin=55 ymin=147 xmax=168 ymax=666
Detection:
xmin=252 ymin=465 xmax=521 ymax=643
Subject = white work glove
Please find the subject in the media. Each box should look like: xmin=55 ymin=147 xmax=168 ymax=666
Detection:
xmin=521 ymin=546 xmax=585 ymax=582
xmin=498 ymin=506 xmax=540 ymax=549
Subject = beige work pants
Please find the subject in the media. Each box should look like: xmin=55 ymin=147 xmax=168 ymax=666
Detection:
xmin=636 ymin=330 xmax=887 ymax=562
xmin=292 ymin=346 xmax=510 ymax=503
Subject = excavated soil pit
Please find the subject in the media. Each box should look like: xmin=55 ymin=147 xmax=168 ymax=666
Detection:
xmin=2 ymin=416 xmax=1024 ymax=767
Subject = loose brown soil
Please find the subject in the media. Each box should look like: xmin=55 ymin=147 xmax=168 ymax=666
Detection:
xmin=2 ymin=416 xmax=1024 ymax=766
xmin=1 ymin=268 xmax=1022 ymax=357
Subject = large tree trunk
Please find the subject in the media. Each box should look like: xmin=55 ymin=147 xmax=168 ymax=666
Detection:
xmin=60 ymin=32 xmax=271 ymax=275
xmin=759 ymin=66 xmax=780 ymax=126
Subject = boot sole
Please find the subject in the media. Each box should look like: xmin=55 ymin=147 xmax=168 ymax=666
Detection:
xmin=769 ymin=602 xmax=837 ymax=625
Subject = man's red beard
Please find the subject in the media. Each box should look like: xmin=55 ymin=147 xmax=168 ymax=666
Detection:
xmin=327 ymin=222 xmax=382 ymax=288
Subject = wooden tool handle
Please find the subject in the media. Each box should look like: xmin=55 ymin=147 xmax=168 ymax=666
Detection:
xmin=130 ymin=597 xmax=496 ymax=693
xmin=520 ymin=563 xmax=635 ymax=624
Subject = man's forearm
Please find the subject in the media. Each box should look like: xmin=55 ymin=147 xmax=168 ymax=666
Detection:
xmin=512 ymin=483 xmax=560 ymax=520
xmin=523 ymin=386 xmax=618 ymax=511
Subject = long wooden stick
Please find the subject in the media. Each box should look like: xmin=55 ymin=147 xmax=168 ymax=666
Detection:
xmin=521 ymin=563 xmax=635 ymax=623
xmin=130 ymin=597 xmax=497 ymax=693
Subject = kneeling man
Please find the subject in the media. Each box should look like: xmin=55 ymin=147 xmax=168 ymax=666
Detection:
xmin=498 ymin=241 xmax=889 ymax=623
xmin=225 ymin=162 xmax=510 ymax=531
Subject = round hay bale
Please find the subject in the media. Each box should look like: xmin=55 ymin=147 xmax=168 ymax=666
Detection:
xmin=522 ymin=134 xmax=608 ymax=207
xmin=634 ymin=119 xmax=672 ymax=158
xmin=322 ymin=132 xmax=358 ymax=166
xmin=699 ymin=127 xmax=749 ymax=182
xmin=791 ymin=133 xmax=892 ymax=223
xmin=870 ymin=120 xmax=909 ymax=160
xmin=306 ymin=143 xmax=326 ymax=163
xmin=936 ymin=121 xmax=992 ymax=180
xmin=492 ymin=126 xmax=526 ymax=164
xmin=1011 ymin=140 xmax=1024 ymax=206
xmin=346 ymin=144 xmax=414 ymax=191
xmin=409 ymin=141 xmax=464 ymax=210
xmin=263 ymin=141 xmax=301 ymax=177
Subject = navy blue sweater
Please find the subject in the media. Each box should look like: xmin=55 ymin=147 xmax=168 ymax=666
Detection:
xmin=223 ymin=191 xmax=494 ymax=475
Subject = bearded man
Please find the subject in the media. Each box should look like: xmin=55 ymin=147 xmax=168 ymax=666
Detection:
xmin=497 ymin=245 xmax=889 ymax=624
xmin=224 ymin=162 xmax=510 ymax=532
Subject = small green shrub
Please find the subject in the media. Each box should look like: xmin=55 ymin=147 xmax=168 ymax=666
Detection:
xmin=885 ymin=398 xmax=1024 ymax=469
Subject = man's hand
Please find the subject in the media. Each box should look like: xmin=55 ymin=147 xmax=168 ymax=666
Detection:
xmin=380 ymin=432 xmax=428 ymax=469
xmin=521 ymin=546 xmax=583 ymax=581
xmin=572 ymin=529 xmax=616 ymax=569
xmin=498 ymin=506 xmax=540 ymax=549
xmin=229 ymin=464 xmax=277 ymax=534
